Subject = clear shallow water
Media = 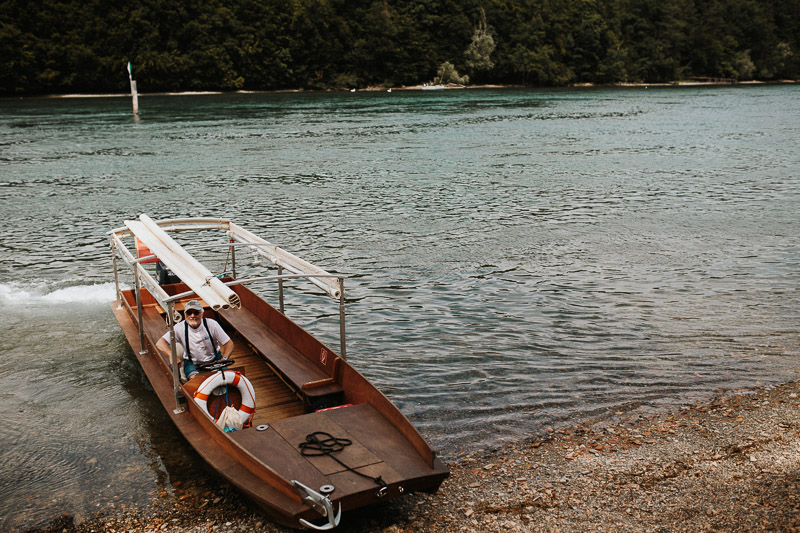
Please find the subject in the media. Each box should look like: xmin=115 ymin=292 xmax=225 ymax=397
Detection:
xmin=1 ymin=86 xmax=799 ymax=530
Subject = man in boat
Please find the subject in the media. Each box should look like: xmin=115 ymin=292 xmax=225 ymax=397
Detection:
xmin=155 ymin=300 xmax=234 ymax=381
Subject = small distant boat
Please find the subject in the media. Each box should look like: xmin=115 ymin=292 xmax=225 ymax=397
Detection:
xmin=421 ymin=84 xmax=444 ymax=91
xmin=109 ymin=215 xmax=448 ymax=530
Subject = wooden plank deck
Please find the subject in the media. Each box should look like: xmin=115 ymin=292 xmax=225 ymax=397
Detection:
xmin=196 ymin=334 xmax=306 ymax=426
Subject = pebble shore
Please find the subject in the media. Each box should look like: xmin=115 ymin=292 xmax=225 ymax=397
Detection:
xmin=26 ymin=379 xmax=800 ymax=533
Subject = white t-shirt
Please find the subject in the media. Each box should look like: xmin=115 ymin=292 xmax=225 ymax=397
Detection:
xmin=160 ymin=318 xmax=231 ymax=364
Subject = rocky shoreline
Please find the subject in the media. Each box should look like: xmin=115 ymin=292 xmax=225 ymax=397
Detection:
xmin=25 ymin=379 xmax=800 ymax=533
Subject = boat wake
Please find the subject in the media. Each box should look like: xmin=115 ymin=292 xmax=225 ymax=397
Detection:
xmin=0 ymin=281 xmax=122 ymax=306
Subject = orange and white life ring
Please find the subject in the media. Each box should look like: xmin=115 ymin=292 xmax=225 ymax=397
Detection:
xmin=193 ymin=370 xmax=256 ymax=426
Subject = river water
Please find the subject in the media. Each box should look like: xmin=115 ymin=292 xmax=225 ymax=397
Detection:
xmin=1 ymin=86 xmax=798 ymax=530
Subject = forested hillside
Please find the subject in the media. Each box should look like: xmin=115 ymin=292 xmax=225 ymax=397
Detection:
xmin=1 ymin=0 xmax=798 ymax=95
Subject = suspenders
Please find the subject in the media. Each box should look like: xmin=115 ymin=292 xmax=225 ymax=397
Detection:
xmin=182 ymin=318 xmax=218 ymax=362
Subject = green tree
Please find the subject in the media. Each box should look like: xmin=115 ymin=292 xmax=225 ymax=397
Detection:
xmin=0 ymin=0 xmax=798 ymax=95
xmin=350 ymin=0 xmax=433 ymax=87
xmin=435 ymin=60 xmax=469 ymax=84
xmin=464 ymin=7 xmax=495 ymax=79
xmin=618 ymin=0 xmax=694 ymax=82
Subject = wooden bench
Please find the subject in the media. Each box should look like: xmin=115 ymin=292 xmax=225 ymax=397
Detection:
xmin=216 ymin=307 xmax=343 ymax=405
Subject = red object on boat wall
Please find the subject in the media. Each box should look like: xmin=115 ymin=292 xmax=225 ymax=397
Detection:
xmin=135 ymin=238 xmax=160 ymax=263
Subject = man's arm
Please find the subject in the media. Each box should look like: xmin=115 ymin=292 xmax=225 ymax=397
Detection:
xmin=220 ymin=338 xmax=234 ymax=359
xmin=155 ymin=335 xmax=183 ymax=366
xmin=155 ymin=336 xmax=170 ymax=356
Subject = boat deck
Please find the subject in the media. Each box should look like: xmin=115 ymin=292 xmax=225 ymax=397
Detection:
xmin=140 ymin=302 xmax=308 ymax=426
xmin=227 ymin=339 xmax=306 ymax=426
xmin=124 ymin=296 xmax=446 ymax=493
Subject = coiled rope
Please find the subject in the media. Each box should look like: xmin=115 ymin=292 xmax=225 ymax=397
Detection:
xmin=299 ymin=432 xmax=388 ymax=495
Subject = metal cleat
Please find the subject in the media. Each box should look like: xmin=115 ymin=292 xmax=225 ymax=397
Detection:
xmin=292 ymin=480 xmax=342 ymax=530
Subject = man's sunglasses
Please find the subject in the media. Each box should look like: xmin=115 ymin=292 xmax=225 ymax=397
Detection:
xmin=185 ymin=309 xmax=202 ymax=316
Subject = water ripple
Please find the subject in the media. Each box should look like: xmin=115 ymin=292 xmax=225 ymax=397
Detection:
xmin=1 ymin=86 xmax=799 ymax=529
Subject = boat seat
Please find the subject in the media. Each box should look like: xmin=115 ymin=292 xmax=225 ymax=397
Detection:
xmin=216 ymin=307 xmax=343 ymax=405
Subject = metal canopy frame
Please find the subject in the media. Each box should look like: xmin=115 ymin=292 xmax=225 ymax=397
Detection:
xmin=109 ymin=217 xmax=348 ymax=412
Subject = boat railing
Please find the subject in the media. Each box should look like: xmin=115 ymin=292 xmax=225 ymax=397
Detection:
xmin=110 ymin=216 xmax=350 ymax=413
xmin=226 ymin=221 xmax=343 ymax=300
xmin=111 ymin=232 xmax=181 ymax=329
xmin=163 ymin=274 xmax=344 ymax=304
xmin=109 ymin=217 xmax=343 ymax=302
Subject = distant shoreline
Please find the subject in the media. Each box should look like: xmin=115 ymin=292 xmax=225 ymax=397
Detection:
xmin=3 ymin=79 xmax=796 ymax=100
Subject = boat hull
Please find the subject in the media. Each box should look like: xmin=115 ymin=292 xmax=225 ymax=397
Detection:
xmin=111 ymin=285 xmax=448 ymax=528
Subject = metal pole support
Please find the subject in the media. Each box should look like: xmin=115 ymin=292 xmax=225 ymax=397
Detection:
xmin=338 ymin=278 xmax=346 ymax=360
xmin=134 ymin=266 xmax=147 ymax=354
xmin=231 ymin=241 xmax=237 ymax=279
xmin=278 ymin=266 xmax=285 ymax=314
xmin=168 ymin=301 xmax=185 ymax=414
xmin=112 ymin=242 xmax=121 ymax=304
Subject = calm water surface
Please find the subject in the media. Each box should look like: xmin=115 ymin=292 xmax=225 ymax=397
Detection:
xmin=1 ymin=86 xmax=799 ymax=530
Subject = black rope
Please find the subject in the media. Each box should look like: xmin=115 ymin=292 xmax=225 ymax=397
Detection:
xmin=299 ymin=432 xmax=388 ymax=493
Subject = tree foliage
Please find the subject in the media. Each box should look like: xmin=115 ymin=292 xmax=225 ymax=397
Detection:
xmin=465 ymin=7 xmax=495 ymax=80
xmin=0 ymin=0 xmax=797 ymax=95
xmin=435 ymin=60 xmax=469 ymax=84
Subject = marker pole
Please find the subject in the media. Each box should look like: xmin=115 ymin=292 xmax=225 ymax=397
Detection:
xmin=128 ymin=62 xmax=139 ymax=115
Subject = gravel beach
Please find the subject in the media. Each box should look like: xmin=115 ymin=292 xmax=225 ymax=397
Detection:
xmin=25 ymin=378 xmax=800 ymax=533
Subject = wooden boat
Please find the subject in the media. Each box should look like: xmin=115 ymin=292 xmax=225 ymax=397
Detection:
xmin=109 ymin=215 xmax=448 ymax=529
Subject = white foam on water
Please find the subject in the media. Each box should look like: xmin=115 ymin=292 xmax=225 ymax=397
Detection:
xmin=0 ymin=281 xmax=123 ymax=306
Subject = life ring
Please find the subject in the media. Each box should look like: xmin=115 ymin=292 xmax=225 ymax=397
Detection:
xmin=193 ymin=370 xmax=256 ymax=426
